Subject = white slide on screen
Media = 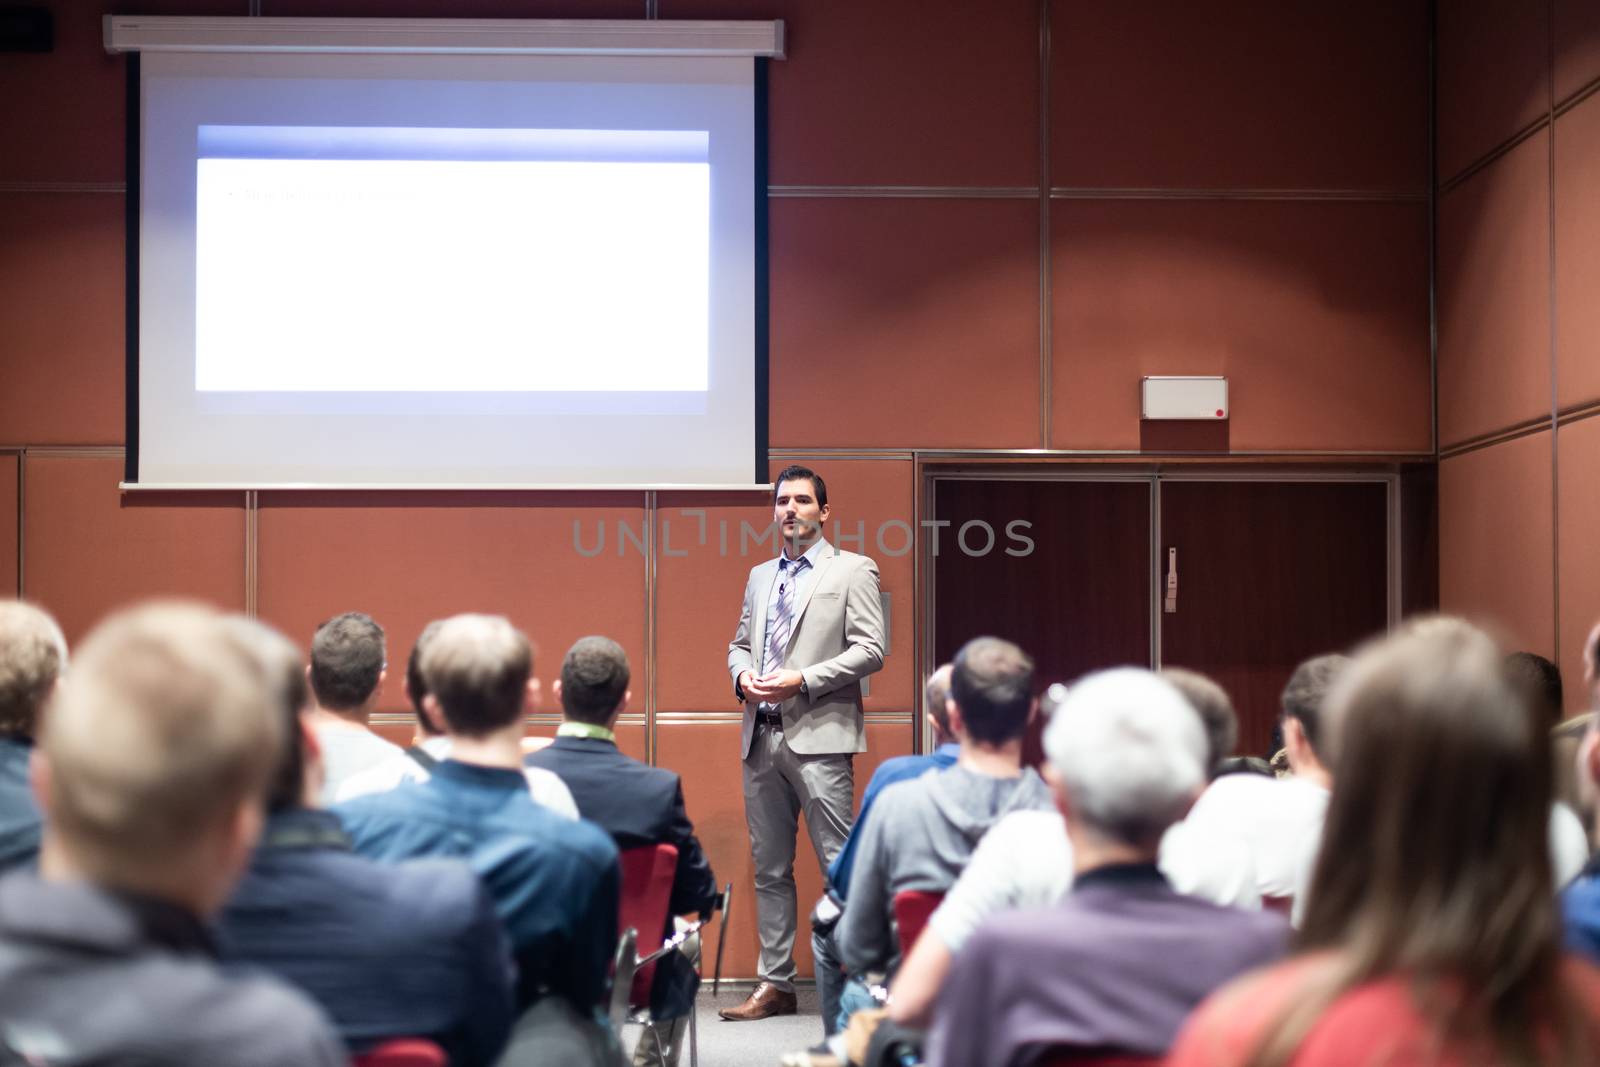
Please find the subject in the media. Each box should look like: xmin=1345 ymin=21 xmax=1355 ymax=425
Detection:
xmin=135 ymin=52 xmax=758 ymax=488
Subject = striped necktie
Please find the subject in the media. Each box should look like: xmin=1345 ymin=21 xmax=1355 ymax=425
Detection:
xmin=765 ymin=556 xmax=810 ymax=674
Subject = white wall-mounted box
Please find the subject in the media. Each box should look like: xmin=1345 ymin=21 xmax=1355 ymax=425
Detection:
xmin=1141 ymin=376 xmax=1229 ymax=420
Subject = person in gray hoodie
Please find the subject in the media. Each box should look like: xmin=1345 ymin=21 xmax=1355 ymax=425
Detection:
xmin=835 ymin=636 xmax=1054 ymax=993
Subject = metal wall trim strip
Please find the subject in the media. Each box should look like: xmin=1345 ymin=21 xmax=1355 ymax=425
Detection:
xmin=1051 ymin=187 xmax=1427 ymax=202
xmin=0 ymin=182 xmax=126 ymax=194
xmin=767 ymin=185 xmax=1037 ymax=199
xmin=645 ymin=489 xmax=658 ymax=766
xmin=1439 ymin=116 xmax=1549 ymax=195
xmin=1438 ymin=417 xmax=1555 ymax=459
xmin=1555 ymin=402 xmax=1600 ymax=427
xmin=1037 ymin=0 xmax=1053 ymax=452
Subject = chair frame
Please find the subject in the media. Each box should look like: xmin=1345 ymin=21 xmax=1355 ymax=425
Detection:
xmin=609 ymin=856 xmax=733 ymax=1067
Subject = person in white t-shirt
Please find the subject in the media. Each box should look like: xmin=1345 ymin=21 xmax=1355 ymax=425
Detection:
xmin=1185 ymin=654 xmax=1345 ymax=918
xmin=304 ymin=612 xmax=403 ymax=804
xmin=336 ymin=620 xmax=576 ymax=818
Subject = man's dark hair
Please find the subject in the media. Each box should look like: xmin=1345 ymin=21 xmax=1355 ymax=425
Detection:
xmin=773 ymin=464 xmax=827 ymax=508
xmin=1159 ymin=667 xmax=1238 ymax=776
xmin=1280 ymin=653 xmax=1350 ymax=754
xmin=560 ymin=636 xmax=631 ymax=726
xmin=1504 ymin=651 xmax=1564 ymax=732
xmin=1215 ymin=755 xmax=1274 ymax=778
xmin=405 ymin=620 xmax=444 ymax=737
xmin=309 ymin=612 xmax=385 ymax=711
xmin=950 ymin=636 xmax=1035 ymax=745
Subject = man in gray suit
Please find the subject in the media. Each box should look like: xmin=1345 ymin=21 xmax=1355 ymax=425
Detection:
xmin=722 ymin=465 xmax=887 ymax=1020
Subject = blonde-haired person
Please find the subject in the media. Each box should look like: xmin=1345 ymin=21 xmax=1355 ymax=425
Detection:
xmin=1168 ymin=619 xmax=1600 ymax=1067
xmin=0 ymin=602 xmax=343 ymax=1066
xmin=0 ymin=599 xmax=67 ymax=871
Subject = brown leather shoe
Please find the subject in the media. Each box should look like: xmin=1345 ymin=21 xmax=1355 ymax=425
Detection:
xmin=717 ymin=981 xmax=798 ymax=1021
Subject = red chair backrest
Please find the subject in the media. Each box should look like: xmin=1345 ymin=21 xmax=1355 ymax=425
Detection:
xmin=892 ymin=889 xmax=944 ymax=955
xmin=618 ymin=843 xmax=679 ymax=1005
xmin=352 ymin=1038 xmax=449 ymax=1067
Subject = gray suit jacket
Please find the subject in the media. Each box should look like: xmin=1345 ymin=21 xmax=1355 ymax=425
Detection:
xmin=727 ymin=539 xmax=886 ymax=758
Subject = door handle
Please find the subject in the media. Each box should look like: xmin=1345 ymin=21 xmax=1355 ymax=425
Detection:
xmin=1164 ymin=547 xmax=1178 ymax=614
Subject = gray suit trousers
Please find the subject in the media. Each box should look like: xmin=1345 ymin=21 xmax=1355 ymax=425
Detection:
xmin=742 ymin=721 xmax=854 ymax=991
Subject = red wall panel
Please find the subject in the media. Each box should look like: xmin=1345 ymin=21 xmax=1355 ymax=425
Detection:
xmin=0 ymin=193 xmax=123 ymax=446
xmin=1556 ymin=93 xmax=1600 ymax=411
xmin=661 ymin=0 xmax=1038 ymax=187
xmin=656 ymin=458 xmax=915 ymax=713
xmin=1050 ymin=199 xmax=1430 ymax=452
xmin=1439 ymin=432 xmax=1555 ymax=658
xmin=1555 ymin=0 xmax=1600 ymax=105
xmin=1437 ymin=0 xmax=1550 ymax=182
xmin=0 ymin=0 xmax=251 ymax=184
xmin=256 ymin=493 xmax=646 ymax=718
xmin=1558 ymin=418 xmax=1600 ymax=712
xmin=0 ymin=456 xmax=17 ymax=597
xmin=769 ymin=197 xmax=1040 ymax=450
xmin=660 ymin=719 xmax=912 ymax=979
xmin=654 ymin=491 xmax=774 ymax=714
xmin=22 ymin=455 xmax=244 ymax=643
xmin=1051 ymin=1 xmax=1428 ymax=192
xmin=1437 ymin=132 xmax=1551 ymax=447
xmin=0 ymin=3 xmax=123 ymax=184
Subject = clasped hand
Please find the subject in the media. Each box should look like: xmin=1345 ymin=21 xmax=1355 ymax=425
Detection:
xmin=742 ymin=668 xmax=805 ymax=702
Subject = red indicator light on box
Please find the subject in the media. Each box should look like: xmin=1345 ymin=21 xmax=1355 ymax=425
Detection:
xmin=1215 ymin=409 xmax=1224 ymax=417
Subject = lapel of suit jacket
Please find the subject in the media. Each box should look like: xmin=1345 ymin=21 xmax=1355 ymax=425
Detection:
xmin=785 ymin=541 xmax=837 ymax=655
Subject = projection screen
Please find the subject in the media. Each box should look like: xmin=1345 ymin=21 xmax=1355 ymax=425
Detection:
xmin=112 ymin=19 xmax=778 ymax=489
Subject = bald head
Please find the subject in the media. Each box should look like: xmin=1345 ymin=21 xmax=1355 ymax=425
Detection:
xmin=0 ymin=600 xmax=67 ymax=740
xmin=421 ymin=614 xmax=533 ymax=737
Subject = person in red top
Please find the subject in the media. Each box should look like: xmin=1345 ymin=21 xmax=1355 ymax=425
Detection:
xmin=1167 ymin=617 xmax=1600 ymax=1067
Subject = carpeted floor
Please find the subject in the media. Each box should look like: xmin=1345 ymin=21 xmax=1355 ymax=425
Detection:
xmin=622 ymin=985 xmax=826 ymax=1067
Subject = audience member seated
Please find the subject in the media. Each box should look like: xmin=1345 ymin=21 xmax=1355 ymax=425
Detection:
xmin=835 ymin=637 xmax=1054 ymax=1027
xmin=335 ymin=613 xmax=620 ymax=1027
xmin=1505 ymin=651 xmax=1593 ymax=887
xmin=336 ymin=620 xmax=577 ymax=818
xmin=1555 ymin=710 xmax=1596 ymax=822
xmin=1169 ymin=619 xmax=1600 ymax=1067
xmin=216 ymin=617 xmax=515 ymax=1066
xmin=0 ymin=600 xmax=66 ymax=872
xmin=1564 ymin=707 xmax=1600 ymax=963
xmin=927 ymin=668 xmax=1289 ymax=1067
xmin=1556 ymin=627 xmax=1600 ymax=832
xmin=808 ymin=663 xmax=959 ymax=1039
xmin=888 ymin=666 xmax=1260 ymax=1029
xmin=525 ymin=635 xmax=718 ymax=1067
xmin=1153 ymin=667 xmax=1261 ymax=909
xmin=306 ymin=611 xmax=402 ymax=802
xmin=0 ymin=602 xmax=344 ymax=1065
xmin=1184 ymin=654 xmax=1346 ymax=911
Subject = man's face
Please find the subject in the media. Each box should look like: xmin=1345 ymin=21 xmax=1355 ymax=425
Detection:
xmin=773 ymin=478 xmax=829 ymax=543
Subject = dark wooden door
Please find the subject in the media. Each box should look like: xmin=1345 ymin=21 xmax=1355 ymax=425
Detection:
xmin=1158 ymin=480 xmax=1390 ymax=758
xmin=933 ymin=478 xmax=1152 ymax=762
